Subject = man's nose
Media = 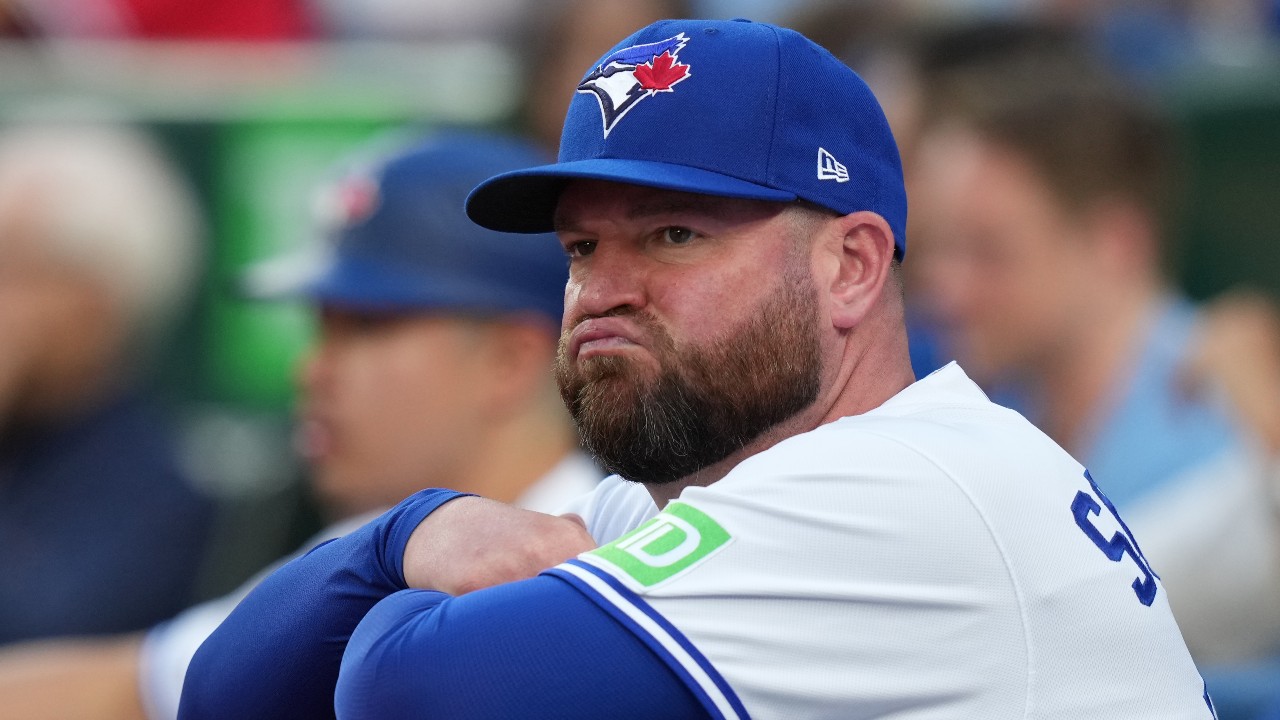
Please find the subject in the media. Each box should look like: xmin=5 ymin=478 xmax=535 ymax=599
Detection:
xmin=565 ymin=245 xmax=647 ymax=319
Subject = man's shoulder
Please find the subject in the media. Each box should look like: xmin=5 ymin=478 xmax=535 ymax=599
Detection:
xmin=839 ymin=362 xmax=1025 ymax=436
xmin=560 ymin=474 xmax=659 ymax=546
xmin=744 ymin=362 xmax=1067 ymax=483
xmin=690 ymin=362 xmax=1090 ymax=562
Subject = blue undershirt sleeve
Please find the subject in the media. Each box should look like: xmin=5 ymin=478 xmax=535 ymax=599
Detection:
xmin=177 ymin=489 xmax=468 ymax=720
xmin=334 ymin=575 xmax=713 ymax=719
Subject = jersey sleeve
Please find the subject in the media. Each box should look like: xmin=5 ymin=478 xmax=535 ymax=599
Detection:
xmin=334 ymin=574 xmax=723 ymax=720
xmin=177 ymin=489 xmax=467 ymax=720
xmin=142 ymin=512 xmax=382 ymax=720
xmin=141 ymin=591 xmax=244 ymax=720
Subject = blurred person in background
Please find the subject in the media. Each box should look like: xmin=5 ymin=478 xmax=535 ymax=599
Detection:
xmin=905 ymin=25 xmax=1280 ymax=718
xmin=0 ymin=130 xmax=600 ymax=720
xmin=0 ymin=119 xmax=214 ymax=645
xmin=275 ymin=130 xmax=598 ymax=524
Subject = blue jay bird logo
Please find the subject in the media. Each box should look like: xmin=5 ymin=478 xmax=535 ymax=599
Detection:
xmin=577 ymin=34 xmax=692 ymax=137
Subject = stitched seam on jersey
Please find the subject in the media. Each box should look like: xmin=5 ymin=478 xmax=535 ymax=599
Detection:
xmin=852 ymin=428 xmax=1035 ymax=719
xmin=548 ymin=562 xmax=750 ymax=720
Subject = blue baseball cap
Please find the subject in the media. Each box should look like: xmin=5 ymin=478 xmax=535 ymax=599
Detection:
xmin=248 ymin=131 xmax=569 ymax=325
xmin=465 ymin=18 xmax=907 ymax=258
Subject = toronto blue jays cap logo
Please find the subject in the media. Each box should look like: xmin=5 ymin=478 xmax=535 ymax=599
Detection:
xmin=315 ymin=169 xmax=381 ymax=239
xmin=577 ymin=33 xmax=692 ymax=137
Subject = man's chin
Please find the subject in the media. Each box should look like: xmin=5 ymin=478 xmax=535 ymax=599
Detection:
xmin=576 ymin=352 xmax=660 ymax=383
xmin=563 ymin=357 xmax=658 ymax=408
xmin=586 ymin=370 xmax=651 ymax=397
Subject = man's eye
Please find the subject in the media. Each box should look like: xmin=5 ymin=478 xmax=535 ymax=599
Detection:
xmin=566 ymin=240 xmax=596 ymax=258
xmin=662 ymin=227 xmax=696 ymax=245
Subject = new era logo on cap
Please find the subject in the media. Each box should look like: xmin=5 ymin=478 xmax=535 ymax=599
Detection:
xmin=817 ymin=147 xmax=848 ymax=183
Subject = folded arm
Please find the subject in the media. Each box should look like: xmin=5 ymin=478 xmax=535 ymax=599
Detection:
xmin=177 ymin=489 xmax=467 ymax=720
xmin=177 ymin=490 xmax=598 ymax=720
xmin=335 ymin=573 xmax=714 ymax=719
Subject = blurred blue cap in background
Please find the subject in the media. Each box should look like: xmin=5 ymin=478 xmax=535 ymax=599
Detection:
xmin=245 ymin=130 xmax=568 ymax=327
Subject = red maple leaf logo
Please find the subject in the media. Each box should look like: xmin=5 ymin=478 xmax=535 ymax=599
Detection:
xmin=634 ymin=51 xmax=690 ymax=92
xmin=337 ymin=176 xmax=378 ymax=224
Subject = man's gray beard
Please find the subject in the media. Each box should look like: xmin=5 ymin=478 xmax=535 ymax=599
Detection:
xmin=555 ymin=268 xmax=822 ymax=485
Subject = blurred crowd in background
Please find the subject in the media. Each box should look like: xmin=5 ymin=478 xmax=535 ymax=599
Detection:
xmin=0 ymin=0 xmax=1278 ymax=718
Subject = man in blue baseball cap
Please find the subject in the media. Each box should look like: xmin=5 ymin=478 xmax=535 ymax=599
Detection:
xmin=268 ymin=131 xmax=592 ymax=519
xmin=181 ymin=20 xmax=1211 ymax=719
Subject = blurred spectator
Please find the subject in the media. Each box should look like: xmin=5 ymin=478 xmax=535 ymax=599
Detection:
xmin=270 ymin=129 xmax=596 ymax=521
xmin=0 ymin=119 xmax=214 ymax=644
xmin=0 ymin=130 xmax=601 ymax=720
xmin=516 ymin=0 xmax=693 ymax=154
xmin=905 ymin=23 xmax=1280 ymax=716
xmin=909 ymin=21 xmax=1237 ymax=515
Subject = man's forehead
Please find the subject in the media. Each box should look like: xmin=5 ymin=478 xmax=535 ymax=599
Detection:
xmin=552 ymin=180 xmax=788 ymax=232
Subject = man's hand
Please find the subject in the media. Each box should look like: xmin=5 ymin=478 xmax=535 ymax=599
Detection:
xmin=403 ymin=496 xmax=597 ymax=595
xmin=1185 ymin=291 xmax=1280 ymax=453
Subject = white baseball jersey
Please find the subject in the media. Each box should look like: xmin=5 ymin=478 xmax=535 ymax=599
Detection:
xmin=554 ymin=363 xmax=1213 ymax=718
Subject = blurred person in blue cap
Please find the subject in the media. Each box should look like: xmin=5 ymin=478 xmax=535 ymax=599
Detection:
xmin=275 ymin=130 xmax=594 ymax=520
xmin=181 ymin=19 xmax=1211 ymax=720
xmin=0 ymin=130 xmax=599 ymax=720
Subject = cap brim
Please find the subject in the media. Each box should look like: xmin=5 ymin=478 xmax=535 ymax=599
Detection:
xmin=236 ymin=246 xmax=329 ymax=301
xmin=303 ymin=256 xmax=560 ymax=319
xmin=465 ymin=158 xmax=797 ymax=233
xmin=238 ymin=251 xmax=556 ymax=319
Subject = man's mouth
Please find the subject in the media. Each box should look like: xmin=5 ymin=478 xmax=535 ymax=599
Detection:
xmin=568 ymin=317 xmax=648 ymax=361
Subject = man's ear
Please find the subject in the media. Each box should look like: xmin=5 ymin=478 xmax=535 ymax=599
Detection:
xmin=1083 ymin=197 xmax=1159 ymax=279
xmin=826 ymin=211 xmax=896 ymax=330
